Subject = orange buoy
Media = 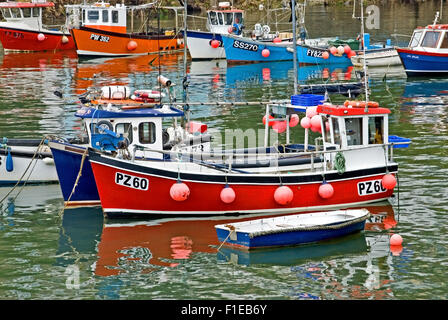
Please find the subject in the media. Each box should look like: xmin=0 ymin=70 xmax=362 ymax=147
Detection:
xmin=322 ymin=51 xmax=330 ymax=59
xmin=127 ymin=40 xmax=138 ymax=51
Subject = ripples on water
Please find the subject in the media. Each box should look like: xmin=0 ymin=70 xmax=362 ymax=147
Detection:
xmin=1 ymin=3 xmax=448 ymax=300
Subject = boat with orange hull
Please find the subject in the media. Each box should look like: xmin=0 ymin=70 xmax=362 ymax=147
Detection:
xmin=0 ymin=1 xmax=75 ymax=52
xmin=66 ymin=1 xmax=183 ymax=58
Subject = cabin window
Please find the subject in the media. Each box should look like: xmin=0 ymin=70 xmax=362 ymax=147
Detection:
xmin=115 ymin=123 xmax=133 ymax=144
xmin=409 ymin=30 xmax=423 ymax=47
xmin=139 ymin=122 xmax=156 ymax=144
xmin=332 ymin=118 xmax=341 ymax=146
xmin=217 ymin=12 xmax=224 ymax=25
xmin=112 ymin=10 xmax=119 ymax=23
xmin=22 ymin=8 xmax=31 ymax=18
xmin=321 ymin=116 xmax=331 ymax=144
xmin=1 ymin=9 xmax=11 ymax=19
xmin=10 ymin=8 xmax=21 ymax=18
xmin=224 ymin=12 xmax=233 ymax=25
xmin=421 ymin=31 xmax=441 ymax=48
xmin=235 ymin=12 xmax=243 ymax=24
xmin=368 ymin=117 xmax=384 ymax=145
xmin=440 ymin=32 xmax=448 ymax=49
xmin=102 ymin=10 xmax=108 ymax=23
xmin=345 ymin=118 xmax=363 ymax=146
xmin=87 ymin=10 xmax=99 ymax=22
xmin=209 ymin=11 xmax=218 ymax=25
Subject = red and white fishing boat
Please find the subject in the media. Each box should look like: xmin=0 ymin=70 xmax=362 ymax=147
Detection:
xmin=66 ymin=1 xmax=183 ymax=57
xmin=0 ymin=0 xmax=74 ymax=52
xmin=88 ymin=97 xmax=410 ymax=217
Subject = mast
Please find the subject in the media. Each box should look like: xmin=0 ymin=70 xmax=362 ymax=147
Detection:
xmin=360 ymin=0 xmax=369 ymax=110
xmin=292 ymin=0 xmax=298 ymax=95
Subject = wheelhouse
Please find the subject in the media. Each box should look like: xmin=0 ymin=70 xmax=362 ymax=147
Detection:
xmin=206 ymin=1 xmax=244 ymax=34
xmin=0 ymin=1 xmax=53 ymax=31
xmin=408 ymin=24 xmax=448 ymax=52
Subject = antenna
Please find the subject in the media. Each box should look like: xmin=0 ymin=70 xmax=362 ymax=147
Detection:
xmin=360 ymin=0 xmax=369 ymax=112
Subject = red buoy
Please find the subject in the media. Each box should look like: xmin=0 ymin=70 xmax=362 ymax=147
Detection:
xmin=274 ymin=186 xmax=293 ymax=205
xmin=382 ymin=173 xmax=397 ymax=190
xmin=210 ymin=39 xmax=220 ymax=48
xmin=261 ymin=49 xmax=270 ymax=58
xmin=318 ymin=182 xmax=334 ymax=199
xmin=322 ymin=51 xmax=330 ymax=59
xmin=37 ymin=33 xmax=45 ymax=41
xmin=170 ymin=182 xmax=190 ymax=201
xmin=127 ymin=40 xmax=138 ymax=51
xmin=220 ymin=186 xmax=236 ymax=204
xmin=289 ymin=114 xmax=300 ymax=127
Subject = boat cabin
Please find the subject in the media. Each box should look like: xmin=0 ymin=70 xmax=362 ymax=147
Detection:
xmin=0 ymin=0 xmax=53 ymax=31
xmin=408 ymin=24 xmax=448 ymax=53
xmin=65 ymin=1 xmax=127 ymax=34
xmin=206 ymin=1 xmax=244 ymax=35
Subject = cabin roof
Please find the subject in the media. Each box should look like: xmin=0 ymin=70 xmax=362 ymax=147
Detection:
xmin=75 ymin=105 xmax=184 ymax=119
xmin=0 ymin=1 xmax=54 ymax=9
xmin=317 ymin=103 xmax=391 ymax=116
xmin=418 ymin=24 xmax=448 ymax=30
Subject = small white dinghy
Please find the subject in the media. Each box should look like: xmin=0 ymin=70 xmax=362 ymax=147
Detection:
xmin=215 ymin=209 xmax=370 ymax=250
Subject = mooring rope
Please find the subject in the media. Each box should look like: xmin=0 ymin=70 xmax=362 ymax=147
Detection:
xmin=216 ymin=224 xmax=236 ymax=251
xmin=57 ymin=147 xmax=89 ymax=217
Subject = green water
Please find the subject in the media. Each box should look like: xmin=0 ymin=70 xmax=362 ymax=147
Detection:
xmin=0 ymin=2 xmax=448 ymax=300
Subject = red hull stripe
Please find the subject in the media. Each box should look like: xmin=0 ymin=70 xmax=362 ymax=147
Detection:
xmin=396 ymin=48 xmax=448 ymax=58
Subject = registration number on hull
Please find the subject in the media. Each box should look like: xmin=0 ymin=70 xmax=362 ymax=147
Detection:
xmin=357 ymin=179 xmax=387 ymax=196
xmin=115 ymin=172 xmax=148 ymax=191
xmin=232 ymin=40 xmax=259 ymax=52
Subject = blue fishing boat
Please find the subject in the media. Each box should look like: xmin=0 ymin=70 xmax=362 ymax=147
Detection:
xmin=48 ymin=84 xmax=211 ymax=207
xmin=215 ymin=209 xmax=370 ymax=249
xmin=221 ymin=34 xmax=352 ymax=65
xmin=396 ymin=14 xmax=448 ymax=76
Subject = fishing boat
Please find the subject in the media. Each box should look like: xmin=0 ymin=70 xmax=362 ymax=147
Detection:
xmin=87 ymin=95 xmax=409 ymax=217
xmin=48 ymin=83 xmax=211 ymax=207
xmin=396 ymin=12 xmax=448 ymax=76
xmin=66 ymin=1 xmax=183 ymax=58
xmin=221 ymin=30 xmax=354 ymax=65
xmin=214 ymin=209 xmax=370 ymax=249
xmin=0 ymin=0 xmax=75 ymax=52
xmin=184 ymin=1 xmax=244 ymax=60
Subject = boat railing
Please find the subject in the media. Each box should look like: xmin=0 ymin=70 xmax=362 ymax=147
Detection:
xmin=129 ymin=140 xmax=407 ymax=174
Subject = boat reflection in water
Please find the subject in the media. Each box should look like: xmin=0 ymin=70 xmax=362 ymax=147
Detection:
xmin=56 ymin=202 xmax=397 ymax=275
xmin=225 ymin=60 xmax=356 ymax=86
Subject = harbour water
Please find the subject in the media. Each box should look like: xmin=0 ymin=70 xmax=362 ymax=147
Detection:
xmin=1 ymin=2 xmax=448 ymax=301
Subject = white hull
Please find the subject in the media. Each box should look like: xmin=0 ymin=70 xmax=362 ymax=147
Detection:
xmin=351 ymin=49 xmax=401 ymax=67
xmin=186 ymin=35 xmax=226 ymax=60
xmin=0 ymin=145 xmax=58 ymax=185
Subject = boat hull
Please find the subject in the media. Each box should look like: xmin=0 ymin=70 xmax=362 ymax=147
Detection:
xmin=89 ymin=150 xmax=397 ymax=217
xmin=185 ymin=30 xmax=226 ymax=60
xmin=215 ymin=210 xmax=369 ymax=249
xmin=0 ymin=142 xmax=58 ymax=185
xmin=397 ymin=48 xmax=448 ymax=75
xmin=0 ymin=26 xmax=75 ymax=51
xmin=49 ymin=142 xmax=100 ymax=207
xmin=222 ymin=35 xmax=351 ymax=65
xmin=70 ymin=26 xmax=183 ymax=57
xmin=351 ymin=48 xmax=401 ymax=67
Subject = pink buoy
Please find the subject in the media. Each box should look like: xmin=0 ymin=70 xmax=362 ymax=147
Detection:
xmin=210 ymin=39 xmax=220 ymax=48
xmin=273 ymin=37 xmax=282 ymax=43
xmin=382 ymin=173 xmax=397 ymax=190
xmin=127 ymin=40 xmax=138 ymax=51
xmin=170 ymin=182 xmax=190 ymax=201
xmin=310 ymin=115 xmax=322 ymax=131
xmin=228 ymin=26 xmax=234 ymax=34
xmin=261 ymin=49 xmax=270 ymax=58
xmin=390 ymin=234 xmax=403 ymax=246
xmin=262 ymin=67 xmax=271 ymax=81
xmin=329 ymin=46 xmax=337 ymax=55
xmin=289 ymin=114 xmax=299 ymax=127
xmin=61 ymin=35 xmax=69 ymax=44
xmin=220 ymin=186 xmax=236 ymax=204
xmin=318 ymin=182 xmax=334 ymax=199
xmin=37 ymin=33 xmax=45 ymax=41
xmin=272 ymin=121 xmax=287 ymax=133
xmin=344 ymin=45 xmax=351 ymax=54
xmin=300 ymin=116 xmax=311 ymax=129
xmin=322 ymin=51 xmax=330 ymax=59
xmin=274 ymin=186 xmax=293 ymax=205
xmin=305 ymin=106 xmax=318 ymax=118
xmin=263 ymin=114 xmax=274 ymax=126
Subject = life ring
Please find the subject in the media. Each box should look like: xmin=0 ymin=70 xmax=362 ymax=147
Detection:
xmin=344 ymin=100 xmax=379 ymax=108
